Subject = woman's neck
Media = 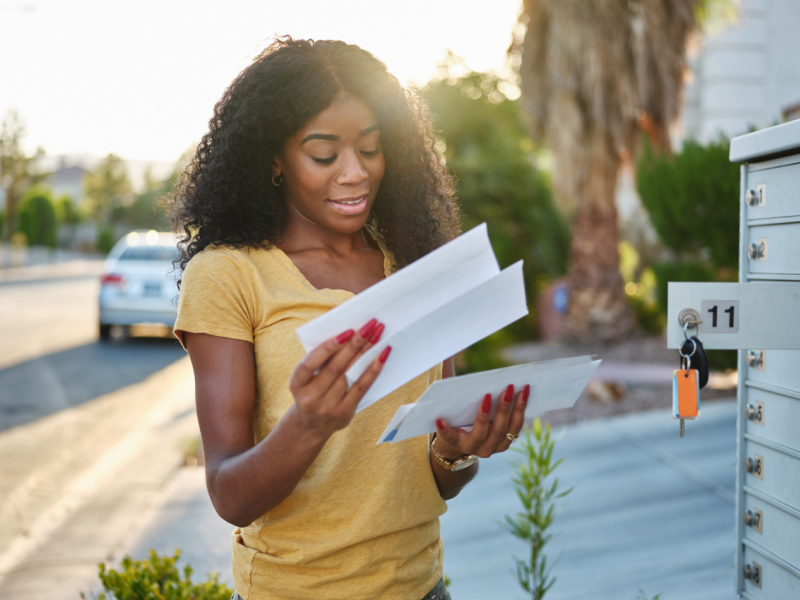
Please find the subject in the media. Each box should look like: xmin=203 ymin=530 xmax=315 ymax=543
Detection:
xmin=277 ymin=207 xmax=370 ymax=257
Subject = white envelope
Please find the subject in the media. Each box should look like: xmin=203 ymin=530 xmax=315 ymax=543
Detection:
xmin=378 ymin=356 xmax=601 ymax=444
xmin=295 ymin=223 xmax=529 ymax=412
xmin=296 ymin=223 xmax=499 ymax=351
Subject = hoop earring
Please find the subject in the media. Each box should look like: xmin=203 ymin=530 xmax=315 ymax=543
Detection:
xmin=272 ymin=173 xmax=283 ymax=187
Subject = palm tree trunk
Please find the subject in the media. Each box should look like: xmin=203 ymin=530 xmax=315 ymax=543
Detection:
xmin=562 ymin=177 xmax=635 ymax=345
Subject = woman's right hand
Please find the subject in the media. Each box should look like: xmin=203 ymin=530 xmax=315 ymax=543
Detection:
xmin=288 ymin=318 xmax=391 ymax=439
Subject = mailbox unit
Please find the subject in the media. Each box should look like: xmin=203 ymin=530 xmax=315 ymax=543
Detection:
xmin=731 ymin=120 xmax=800 ymax=600
xmin=669 ymin=119 xmax=800 ymax=599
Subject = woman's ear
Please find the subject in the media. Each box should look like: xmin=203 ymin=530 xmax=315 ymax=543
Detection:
xmin=271 ymin=157 xmax=283 ymax=179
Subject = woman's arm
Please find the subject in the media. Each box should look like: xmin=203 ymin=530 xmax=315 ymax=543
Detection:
xmin=429 ymin=357 xmax=528 ymax=500
xmin=186 ymin=324 xmax=387 ymax=527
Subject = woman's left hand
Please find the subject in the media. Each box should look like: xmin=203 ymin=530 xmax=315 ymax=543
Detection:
xmin=434 ymin=384 xmax=530 ymax=459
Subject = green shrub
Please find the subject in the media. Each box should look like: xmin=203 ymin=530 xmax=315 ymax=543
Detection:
xmin=17 ymin=187 xmax=57 ymax=248
xmin=637 ymin=137 xmax=740 ymax=270
xmin=504 ymin=418 xmax=573 ymax=600
xmin=94 ymin=549 xmax=232 ymax=600
xmin=423 ymin=59 xmax=570 ymax=369
xmin=98 ymin=226 xmax=117 ymax=255
xmin=56 ymin=195 xmax=83 ymax=224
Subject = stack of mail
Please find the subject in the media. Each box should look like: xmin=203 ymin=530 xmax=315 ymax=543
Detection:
xmin=378 ymin=356 xmax=601 ymax=444
xmin=296 ymin=223 xmax=528 ymax=412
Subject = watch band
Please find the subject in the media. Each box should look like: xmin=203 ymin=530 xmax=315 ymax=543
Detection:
xmin=430 ymin=436 xmax=479 ymax=472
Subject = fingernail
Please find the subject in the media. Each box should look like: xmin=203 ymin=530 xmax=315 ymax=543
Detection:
xmin=359 ymin=318 xmax=377 ymax=338
xmin=336 ymin=330 xmax=355 ymax=344
xmin=482 ymin=393 xmax=492 ymax=414
xmin=436 ymin=419 xmax=445 ymax=430
xmin=523 ymin=384 xmax=530 ymax=403
xmin=379 ymin=345 xmax=392 ymax=364
xmin=369 ymin=323 xmax=385 ymax=344
xmin=504 ymin=384 xmax=514 ymax=403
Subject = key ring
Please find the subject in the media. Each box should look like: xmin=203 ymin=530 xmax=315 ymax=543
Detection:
xmin=682 ymin=317 xmax=701 ymax=341
xmin=679 ymin=337 xmax=696 ymax=377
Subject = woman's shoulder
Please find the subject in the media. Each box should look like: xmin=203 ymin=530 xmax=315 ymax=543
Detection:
xmin=186 ymin=243 xmax=280 ymax=273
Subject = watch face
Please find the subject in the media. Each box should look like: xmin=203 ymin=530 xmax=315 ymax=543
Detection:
xmin=451 ymin=456 xmax=478 ymax=471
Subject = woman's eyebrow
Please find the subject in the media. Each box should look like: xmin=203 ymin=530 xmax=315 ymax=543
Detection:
xmin=300 ymin=125 xmax=380 ymax=145
xmin=301 ymin=133 xmax=338 ymax=145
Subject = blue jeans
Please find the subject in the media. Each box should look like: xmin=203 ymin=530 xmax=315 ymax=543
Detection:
xmin=231 ymin=578 xmax=452 ymax=600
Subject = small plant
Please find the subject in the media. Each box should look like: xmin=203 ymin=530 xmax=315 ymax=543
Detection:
xmin=634 ymin=589 xmax=663 ymax=600
xmin=504 ymin=418 xmax=572 ymax=600
xmin=92 ymin=549 xmax=232 ymax=600
xmin=180 ymin=435 xmax=205 ymax=467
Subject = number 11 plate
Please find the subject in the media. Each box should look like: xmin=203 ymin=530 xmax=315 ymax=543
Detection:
xmin=700 ymin=300 xmax=740 ymax=334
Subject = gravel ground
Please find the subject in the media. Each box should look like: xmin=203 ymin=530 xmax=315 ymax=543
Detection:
xmin=505 ymin=334 xmax=737 ymax=427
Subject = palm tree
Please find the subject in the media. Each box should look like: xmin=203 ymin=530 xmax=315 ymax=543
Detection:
xmin=515 ymin=0 xmax=729 ymax=344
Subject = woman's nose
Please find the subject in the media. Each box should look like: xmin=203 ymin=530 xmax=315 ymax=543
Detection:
xmin=335 ymin=149 xmax=369 ymax=185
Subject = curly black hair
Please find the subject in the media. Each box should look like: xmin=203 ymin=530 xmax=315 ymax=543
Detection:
xmin=168 ymin=37 xmax=460 ymax=284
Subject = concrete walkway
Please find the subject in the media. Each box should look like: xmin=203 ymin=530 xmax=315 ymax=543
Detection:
xmin=123 ymin=400 xmax=739 ymax=600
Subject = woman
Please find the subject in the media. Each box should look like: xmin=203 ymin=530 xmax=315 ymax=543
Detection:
xmin=170 ymin=37 xmax=529 ymax=600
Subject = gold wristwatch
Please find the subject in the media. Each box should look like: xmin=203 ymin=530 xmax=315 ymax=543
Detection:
xmin=430 ymin=436 xmax=478 ymax=472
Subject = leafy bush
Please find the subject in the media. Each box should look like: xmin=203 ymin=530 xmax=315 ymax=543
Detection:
xmin=637 ymin=136 xmax=740 ymax=270
xmin=17 ymin=186 xmax=57 ymax=248
xmin=94 ymin=549 xmax=232 ymax=600
xmin=423 ymin=59 xmax=570 ymax=370
xmin=98 ymin=226 xmax=117 ymax=255
xmin=504 ymin=418 xmax=573 ymax=600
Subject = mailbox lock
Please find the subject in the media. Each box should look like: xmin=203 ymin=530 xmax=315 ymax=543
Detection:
xmin=743 ymin=562 xmax=763 ymax=588
xmin=746 ymin=184 xmax=766 ymax=207
xmin=748 ymin=242 xmax=764 ymax=260
xmin=744 ymin=455 xmax=764 ymax=479
xmin=745 ymin=405 xmax=755 ymax=420
xmin=744 ymin=510 xmax=755 ymax=526
xmin=746 ymin=350 xmax=764 ymax=369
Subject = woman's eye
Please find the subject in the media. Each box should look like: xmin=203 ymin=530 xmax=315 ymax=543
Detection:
xmin=361 ymin=148 xmax=381 ymax=156
xmin=311 ymin=156 xmax=336 ymax=165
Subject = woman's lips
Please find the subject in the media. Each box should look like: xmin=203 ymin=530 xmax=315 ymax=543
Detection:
xmin=329 ymin=195 xmax=368 ymax=215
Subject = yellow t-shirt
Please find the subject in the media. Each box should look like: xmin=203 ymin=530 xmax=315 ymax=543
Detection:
xmin=173 ymin=241 xmax=448 ymax=600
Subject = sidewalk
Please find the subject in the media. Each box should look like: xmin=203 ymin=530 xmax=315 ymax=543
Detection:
xmin=122 ymin=400 xmax=739 ymax=600
xmin=0 ymin=258 xmax=104 ymax=285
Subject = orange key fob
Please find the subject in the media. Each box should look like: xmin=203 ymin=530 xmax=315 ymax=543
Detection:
xmin=673 ymin=369 xmax=700 ymax=419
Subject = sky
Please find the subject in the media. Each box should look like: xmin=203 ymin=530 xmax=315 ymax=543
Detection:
xmin=0 ymin=0 xmax=523 ymax=166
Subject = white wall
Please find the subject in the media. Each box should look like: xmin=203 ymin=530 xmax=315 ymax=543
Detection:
xmin=681 ymin=0 xmax=800 ymax=143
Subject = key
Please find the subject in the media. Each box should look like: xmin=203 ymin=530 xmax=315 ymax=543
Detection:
xmin=673 ymin=368 xmax=700 ymax=437
xmin=680 ymin=336 xmax=709 ymax=389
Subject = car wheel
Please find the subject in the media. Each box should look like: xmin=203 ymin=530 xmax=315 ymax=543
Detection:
xmin=99 ymin=323 xmax=112 ymax=340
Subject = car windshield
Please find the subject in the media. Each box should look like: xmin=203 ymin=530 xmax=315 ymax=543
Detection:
xmin=118 ymin=246 xmax=179 ymax=261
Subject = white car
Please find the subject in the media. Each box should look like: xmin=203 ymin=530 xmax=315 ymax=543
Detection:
xmin=98 ymin=230 xmax=180 ymax=340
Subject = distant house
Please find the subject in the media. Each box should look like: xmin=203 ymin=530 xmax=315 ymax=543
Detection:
xmin=682 ymin=0 xmax=800 ymax=142
xmin=46 ymin=160 xmax=89 ymax=206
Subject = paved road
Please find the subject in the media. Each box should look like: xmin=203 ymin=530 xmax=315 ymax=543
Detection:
xmin=0 ymin=270 xmax=192 ymax=599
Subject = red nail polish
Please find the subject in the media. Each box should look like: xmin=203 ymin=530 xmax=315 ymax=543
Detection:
xmin=481 ymin=393 xmax=492 ymax=414
xmin=378 ymin=345 xmax=392 ymax=364
xmin=336 ymin=329 xmax=355 ymax=344
xmin=504 ymin=384 xmax=514 ymax=403
xmin=359 ymin=318 xmax=377 ymax=338
xmin=369 ymin=323 xmax=385 ymax=344
xmin=523 ymin=384 xmax=530 ymax=403
xmin=436 ymin=419 xmax=445 ymax=430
